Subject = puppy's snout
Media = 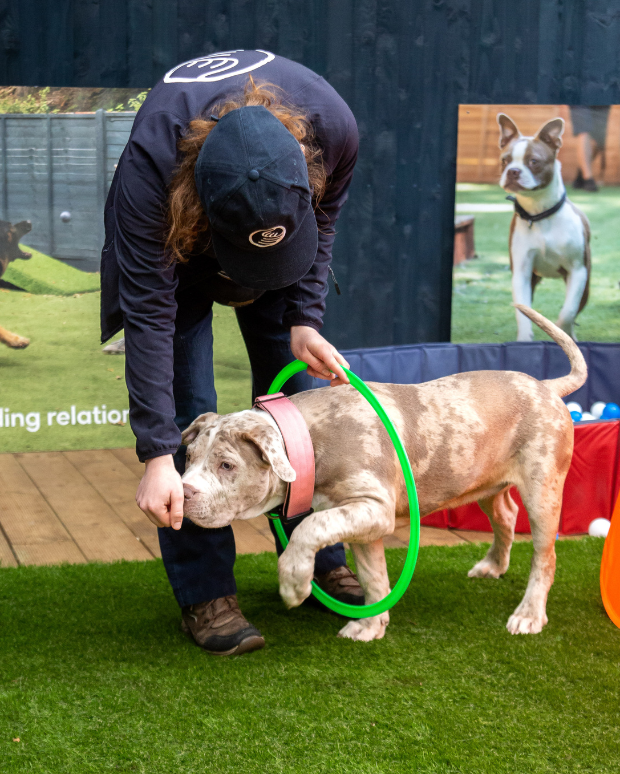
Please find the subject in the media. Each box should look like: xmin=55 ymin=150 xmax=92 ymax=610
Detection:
xmin=506 ymin=167 xmax=521 ymax=180
xmin=183 ymin=483 xmax=200 ymax=501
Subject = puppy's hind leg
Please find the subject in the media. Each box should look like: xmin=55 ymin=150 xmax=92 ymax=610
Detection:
xmin=338 ymin=539 xmax=390 ymax=642
xmin=506 ymin=476 xmax=563 ymax=635
xmin=468 ymin=487 xmax=518 ymax=579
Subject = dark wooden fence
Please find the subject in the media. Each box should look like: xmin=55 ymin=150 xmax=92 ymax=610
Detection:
xmin=1 ymin=1 xmax=619 ymax=348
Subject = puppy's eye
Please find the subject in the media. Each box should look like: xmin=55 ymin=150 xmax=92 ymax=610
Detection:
xmin=220 ymin=462 xmax=234 ymax=471
xmin=501 ymin=157 xmax=508 ymax=168
xmin=529 ymin=158 xmax=539 ymax=167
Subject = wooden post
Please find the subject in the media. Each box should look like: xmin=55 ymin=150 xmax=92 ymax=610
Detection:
xmin=453 ymin=216 xmax=476 ymax=265
xmin=95 ymin=109 xmax=107 ymax=257
xmin=46 ymin=115 xmax=54 ymax=256
xmin=1 ymin=116 xmax=7 ymax=221
xmin=477 ymin=105 xmax=490 ymax=184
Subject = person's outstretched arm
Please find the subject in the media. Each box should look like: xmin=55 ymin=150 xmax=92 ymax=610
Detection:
xmin=112 ymin=111 xmax=186 ymax=529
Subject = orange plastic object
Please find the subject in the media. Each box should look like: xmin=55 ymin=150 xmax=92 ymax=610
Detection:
xmin=600 ymin=494 xmax=620 ymax=629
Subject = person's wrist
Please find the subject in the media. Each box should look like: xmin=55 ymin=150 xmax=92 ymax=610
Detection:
xmin=291 ymin=324 xmax=318 ymax=340
xmin=145 ymin=454 xmax=175 ymax=470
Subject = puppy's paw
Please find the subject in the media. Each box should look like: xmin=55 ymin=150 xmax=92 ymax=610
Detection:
xmin=506 ymin=612 xmax=548 ymax=635
xmin=468 ymin=557 xmax=505 ymax=579
xmin=337 ymin=613 xmax=389 ymax=642
xmin=7 ymin=335 xmax=29 ymax=349
xmin=278 ymin=548 xmax=314 ymax=609
xmin=279 ymin=578 xmax=312 ymax=609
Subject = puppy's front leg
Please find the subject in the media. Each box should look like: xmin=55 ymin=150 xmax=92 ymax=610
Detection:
xmin=557 ymin=264 xmax=588 ymax=339
xmin=0 ymin=325 xmax=29 ymax=349
xmin=338 ymin=539 xmax=390 ymax=642
xmin=278 ymin=498 xmax=392 ymax=617
xmin=511 ymin=238 xmax=535 ymax=341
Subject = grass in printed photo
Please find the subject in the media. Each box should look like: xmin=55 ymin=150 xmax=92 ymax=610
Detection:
xmin=1 ymin=539 xmax=618 ymax=773
xmin=0 ymin=249 xmax=252 ymax=453
xmin=452 ymin=185 xmax=620 ymax=343
xmin=3 ymin=247 xmax=101 ymax=296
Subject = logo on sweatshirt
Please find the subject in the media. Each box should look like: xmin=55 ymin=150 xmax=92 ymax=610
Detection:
xmin=248 ymin=226 xmax=286 ymax=248
xmin=164 ymin=50 xmax=275 ymax=83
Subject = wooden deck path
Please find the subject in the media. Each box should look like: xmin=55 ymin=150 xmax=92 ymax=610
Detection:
xmin=0 ymin=449 xmax=535 ymax=568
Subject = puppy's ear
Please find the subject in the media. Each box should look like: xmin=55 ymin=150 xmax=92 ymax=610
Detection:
xmin=535 ymin=117 xmax=564 ymax=151
xmin=497 ymin=113 xmax=521 ymax=149
xmin=181 ymin=412 xmax=219 ymax=445
xmin=240 ymin=424 xmax=296 ymax=483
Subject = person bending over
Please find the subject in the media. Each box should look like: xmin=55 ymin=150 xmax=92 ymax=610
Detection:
xmin=100 ymin=51 xmax=363 ymax=656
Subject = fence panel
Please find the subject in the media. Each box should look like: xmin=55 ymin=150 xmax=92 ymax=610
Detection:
xmin=0 ymin=111 xmax=134 ymax=271
xmin=2 ymin=116 xmax=50 ymax=253
xmin=457 ymin=104 xmax=620 ymax=185
xmin=50 ymin=116 xmax=98 ymax=262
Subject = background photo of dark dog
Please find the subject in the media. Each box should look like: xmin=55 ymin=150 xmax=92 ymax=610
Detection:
xmin=0 ymin=219 xmax=32 ymax=349
xmin=453 ymin=103 xmax=620 ymax=345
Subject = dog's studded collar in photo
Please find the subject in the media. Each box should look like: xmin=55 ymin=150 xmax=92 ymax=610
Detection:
xmin=506 ymin=191 xmax=567 ymax=228
xmin=253 ymin=393 xmax=315 ymax=525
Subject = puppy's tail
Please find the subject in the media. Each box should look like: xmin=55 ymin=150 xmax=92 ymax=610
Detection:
xmin=514 ymin=304 xmax=588 ymax=398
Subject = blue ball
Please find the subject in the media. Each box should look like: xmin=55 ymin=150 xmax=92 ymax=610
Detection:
xmin=570 ymin=411 xmax=583 ymax=422
xmin=602 ymin=402 xmax=620 ymax=420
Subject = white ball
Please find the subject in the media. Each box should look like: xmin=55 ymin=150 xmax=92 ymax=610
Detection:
xmin=591 ymin=401 xmax=607 ymax=419
xmin=60 ymin=211 xmax=71 ymax=222
xmin=566 ymin=401 xmax=582 ymax=414
xmin=588 ymin=518 xmax=611 ymax=538
xmin=581 ymin=412 xmax=595 ymax=421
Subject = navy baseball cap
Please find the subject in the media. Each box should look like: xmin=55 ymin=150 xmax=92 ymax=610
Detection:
xmin=194 ymin=105 xmax=318 ymax=291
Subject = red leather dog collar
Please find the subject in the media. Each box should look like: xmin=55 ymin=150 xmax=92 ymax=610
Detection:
xmin=253 ymin=392 xmax=315 ymax=521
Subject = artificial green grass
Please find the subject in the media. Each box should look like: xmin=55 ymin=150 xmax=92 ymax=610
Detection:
xmin=0 ymin=292 xmax=251 ymax=453
xmin=0 ymin=539 xmax=618 ymax=773
xmin=452 ymin=184 xmax=620 ymax=343
xmin=3 ymin=247 xmax=100 ymax=296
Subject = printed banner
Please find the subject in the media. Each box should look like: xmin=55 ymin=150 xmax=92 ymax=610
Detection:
xmin=0 ymin=86 xmax=250 ymax=455
xmin=453 ymin=104 xmax=620 ymax=349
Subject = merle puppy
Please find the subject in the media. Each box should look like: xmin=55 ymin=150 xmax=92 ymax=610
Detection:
xmin=180 ymin=306 xmax=586 ymax=642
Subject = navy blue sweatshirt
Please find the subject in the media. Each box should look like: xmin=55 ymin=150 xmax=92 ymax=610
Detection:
xmin=100 ymin=51 xmax=358 ymax=462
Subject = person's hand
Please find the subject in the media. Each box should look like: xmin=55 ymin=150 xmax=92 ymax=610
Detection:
xmin=136 ymin=454 xmax=184 ymax=530
xmin=290 ymin=325 xmax=350 ymax=387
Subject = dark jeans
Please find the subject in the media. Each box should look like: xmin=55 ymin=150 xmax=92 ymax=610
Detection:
xmin=157 ymin=289 xmax=346 ymax=608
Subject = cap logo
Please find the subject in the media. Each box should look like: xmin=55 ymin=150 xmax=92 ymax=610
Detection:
xmin=249 ymin=226 xmax=286 ymax=248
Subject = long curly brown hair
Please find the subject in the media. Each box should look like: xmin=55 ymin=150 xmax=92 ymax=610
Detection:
xmin=166 ymin=76 xmax=327 ymax=264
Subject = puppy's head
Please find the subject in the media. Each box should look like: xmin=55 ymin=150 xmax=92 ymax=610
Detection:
xmin=497 ymin=114 xmax=564 ymax=193
xmin=180 ymin=410 xmax=295 ymax=528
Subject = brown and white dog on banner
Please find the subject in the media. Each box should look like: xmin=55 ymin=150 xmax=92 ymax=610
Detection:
xmin=180 ymin=306 xmax=586 ymax=642
xmin=497 ymin=113 xmax=591 ymax=342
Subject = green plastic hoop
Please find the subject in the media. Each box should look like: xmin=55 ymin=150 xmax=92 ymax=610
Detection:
xmin=267 ymin=359 xmax=421 ymax=618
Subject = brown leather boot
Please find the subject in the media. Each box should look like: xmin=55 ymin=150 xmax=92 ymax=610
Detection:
xmin=181 ymin=595 xmax=265 ymax=656
xmin=314 ymin=565 xmax=365 ymax=606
